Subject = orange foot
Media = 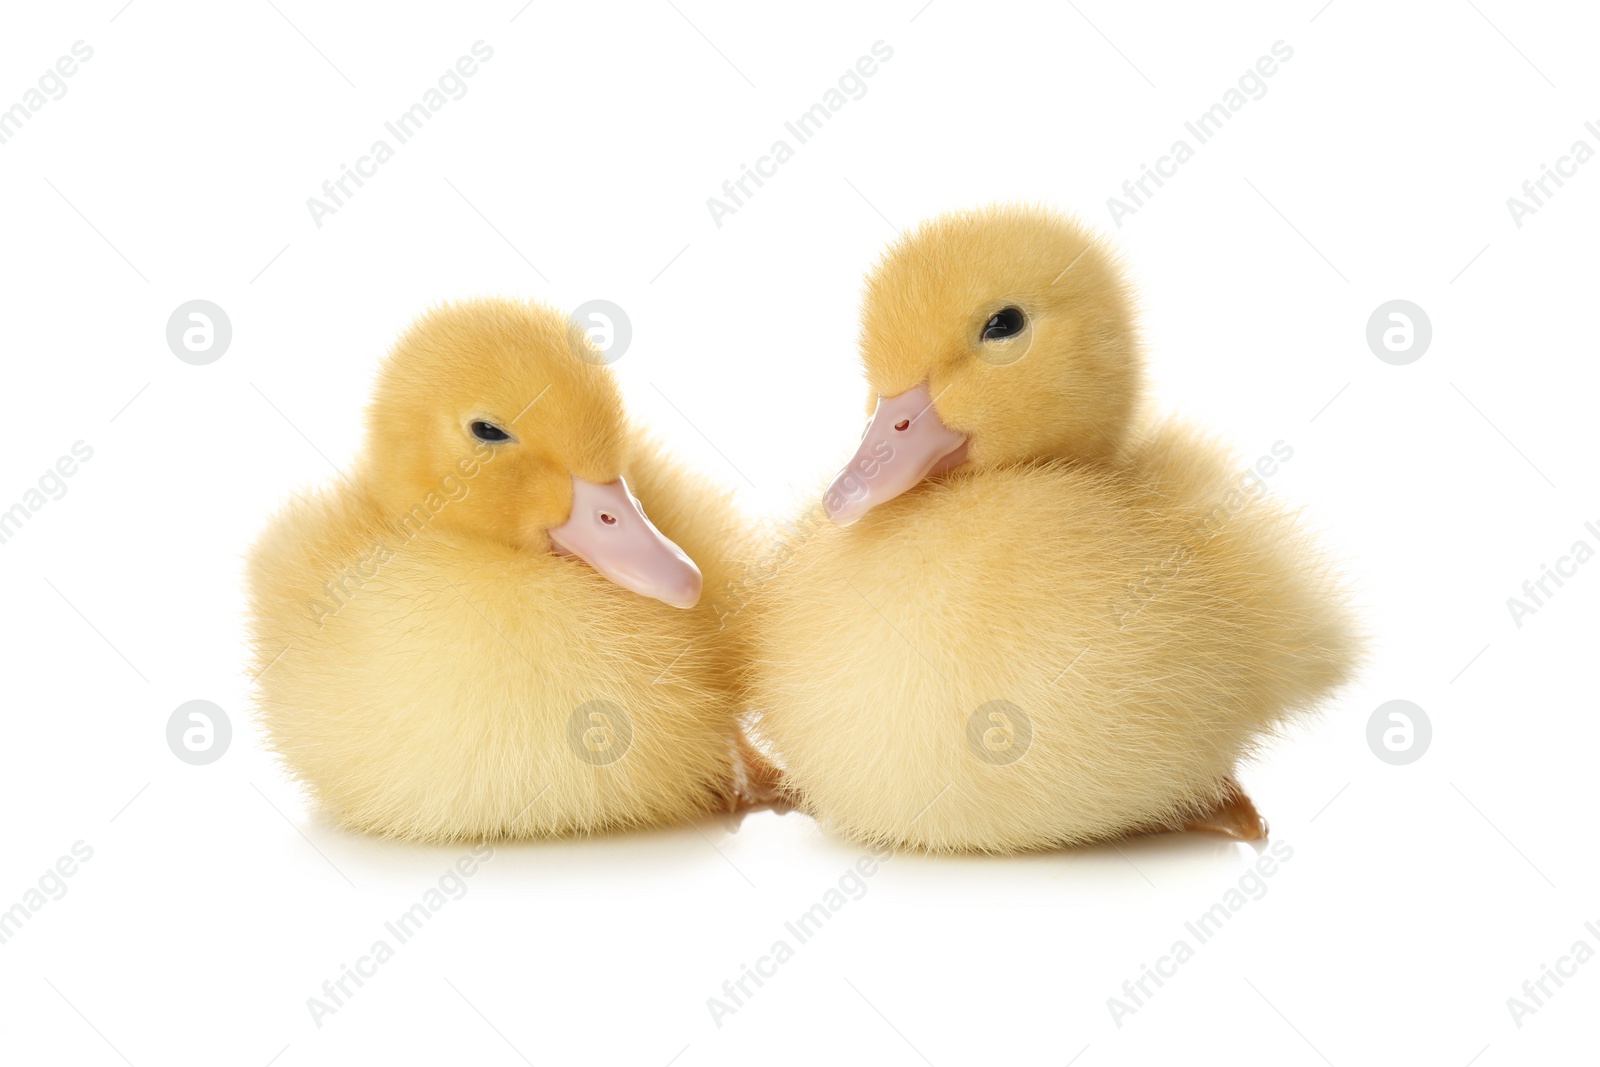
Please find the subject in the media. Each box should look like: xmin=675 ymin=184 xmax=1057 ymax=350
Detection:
xmin=729 ymin=734 xmax=785 ymax=811
xmin=1182 ymin=778 xmax=1269 ymax=840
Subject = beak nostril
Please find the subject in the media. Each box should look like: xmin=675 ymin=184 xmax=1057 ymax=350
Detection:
xmin=822 ymin=384 xmax=967 ymax=527
xmin=599 ymin=512 xmax=617 ymax=525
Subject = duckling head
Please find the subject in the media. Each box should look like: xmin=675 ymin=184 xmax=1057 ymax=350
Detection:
xmin=823 ymin=204 xmax=1142 ymax=526
xmin=363 ymin=298 xmax=702 ymax=608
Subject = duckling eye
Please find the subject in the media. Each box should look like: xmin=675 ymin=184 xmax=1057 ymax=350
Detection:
xmin=470 ymin=420 xmax=511 ymax=443
xmin=982 ymin=306 xmax=1026 ymax=341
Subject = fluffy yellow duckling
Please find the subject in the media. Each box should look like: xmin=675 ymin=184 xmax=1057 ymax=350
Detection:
xmin=739 ymin=205 xmax=1358 ymax=852
xmin=248 ymin=298 xmax=750 ymax=841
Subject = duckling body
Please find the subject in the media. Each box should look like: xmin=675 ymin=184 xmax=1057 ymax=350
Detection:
xmin=248 ymin=300 xmax=745 ymax=841
xmin=740 ymin=206 xmax=1357 ymax=852
xmin=748 ymin=424 xmax=1350 ymax=851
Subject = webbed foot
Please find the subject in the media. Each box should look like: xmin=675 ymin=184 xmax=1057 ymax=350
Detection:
xmin=1182 ymin=778 xmax=1268 ymax=840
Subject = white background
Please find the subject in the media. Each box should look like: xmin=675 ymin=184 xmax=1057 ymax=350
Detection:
xmin=1 ymin=1 xmax=1596 ymax=1064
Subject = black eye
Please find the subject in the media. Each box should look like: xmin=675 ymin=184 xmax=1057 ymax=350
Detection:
xmin=982 ymin=306 xmax=1026 ymax=341
xmin=470 ymin=420 xmax=511 ymax=442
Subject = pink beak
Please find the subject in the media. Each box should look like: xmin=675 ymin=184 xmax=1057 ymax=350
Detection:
xmin=822 ymin=383 xmax=969 ymax=527
xmin=549 ymin=477 xmax=703 ymax=608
